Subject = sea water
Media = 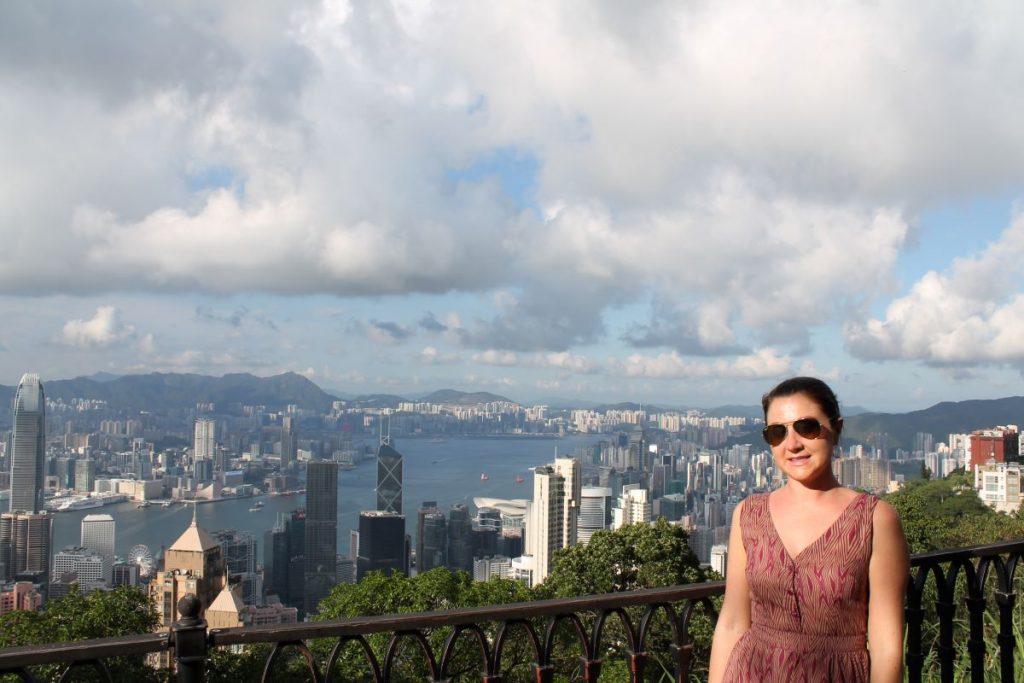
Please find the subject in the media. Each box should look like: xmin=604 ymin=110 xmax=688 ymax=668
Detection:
xmin=52 ymin=435 xmax=603 ymax=559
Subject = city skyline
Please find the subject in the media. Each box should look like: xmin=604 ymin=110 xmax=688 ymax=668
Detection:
xmin=3 ymin=3 xmax=1024 ymax=412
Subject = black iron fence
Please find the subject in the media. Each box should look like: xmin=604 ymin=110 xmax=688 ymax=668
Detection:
xmin=1 ymin=539 xmax=1022 ymax=682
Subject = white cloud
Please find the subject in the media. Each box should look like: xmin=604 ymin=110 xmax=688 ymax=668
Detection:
xmin=4 ymin=0 xmax=1024 ymax=384
xmin=472 ymin=349 xmax=519 ymax=366
xmin=527 ymin=352 xmax=599 ymax=374
xmin=845 ymin=210 xmax=1024 ymax=364
xmin=60 ymin=306 xmax=136 ymax=348
xmin=609 ymin=348 xmax=792 ymax=381
xmin=419 ymin=346 xmax=459 ymax=364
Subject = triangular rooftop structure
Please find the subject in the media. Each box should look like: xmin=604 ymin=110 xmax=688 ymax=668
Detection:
xmin=168 ymin=505 xmax=218 ymax=553
xmin=207 ymin=584 xmax=245 ymax=616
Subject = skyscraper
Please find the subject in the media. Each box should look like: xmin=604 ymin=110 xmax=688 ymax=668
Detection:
xmin=525 ymin=465 xmax=566 ymax=585
xmin=578 ymin=487 xmax=612 ymax=545
xmin=304 ymin=461 xmax=338 ymax=615
xmin=280 ymin=416 xmax=297 ymax=470
xmin=552 ymin=457 xmax=581 ymax=549
xmin=193 ymin=418 xmax=216 ymax=462
xmin=376 ymin=442 xmax=403 ymax=515
xmin=446 ymin=504 xmax=473 ymax=573
xmin=10 ymin=373 xmax=45 ymax=514
xmin=0 ymin=512 xmax=52 ymax=583
xmin=356 ymin=511 xmax=406 ymax=580
xmin=416 ymin=501 xmax=446 ymax=573
xmin=81 ymin=514 xmax=115 ymax=584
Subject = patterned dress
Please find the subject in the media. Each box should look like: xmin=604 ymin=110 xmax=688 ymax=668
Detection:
xmin=722 ymin=491 xmax=878 ymax=682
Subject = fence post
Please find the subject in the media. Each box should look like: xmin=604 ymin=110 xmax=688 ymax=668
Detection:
xmin=172 ymin=594 xmax=208 ymax=683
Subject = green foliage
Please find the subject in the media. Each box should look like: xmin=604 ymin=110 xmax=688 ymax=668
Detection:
xmin=885 ymin=472 xmax=1024 ymax=553
xmin=539 ymin=519 xmax=712 ymax=682
xmin=540 ymin=518 xmax=704 ymax=597
xmin=0 ymin=586 xmax=164 ymax=682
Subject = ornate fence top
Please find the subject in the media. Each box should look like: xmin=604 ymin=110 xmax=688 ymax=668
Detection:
xmin=1 ymin=540 xmax=1022 ymax=683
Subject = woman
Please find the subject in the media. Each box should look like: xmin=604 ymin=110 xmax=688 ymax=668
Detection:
xmin=708 ymin=377 xmax=908 ymax=683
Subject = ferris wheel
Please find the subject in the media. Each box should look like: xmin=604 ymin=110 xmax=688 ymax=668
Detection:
xmin=128 ymin=544 xmax=155 ymax=577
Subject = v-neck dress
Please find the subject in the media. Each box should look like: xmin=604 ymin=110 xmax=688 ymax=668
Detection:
xmin=721 ymin=491 xmax=878 ymax=683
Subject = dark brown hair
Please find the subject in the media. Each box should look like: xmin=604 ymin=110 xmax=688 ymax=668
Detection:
xmin=761 ymin=376 xmax=842 ymax=436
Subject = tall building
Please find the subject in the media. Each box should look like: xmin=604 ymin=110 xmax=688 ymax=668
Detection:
xmin=0 ymin=511 xmax=52 ymax=583
xmin=612 ymin=484 xmax=651 ymax=529
xmin=214 ymin=529 xmax=260 ymax=606
xmin=193 ymin=418 xmax=216 ymax=464
xmin=280 ymin=417 xmax=298 ymax=470
xmin=356 ymin=511 xmax=406 ymax=580
xmin=376 ymin=442 xmax=403 ymax=515
xmin=525 ymin=465 xmax=567 ymax=585
xmin=149 ymin=511 xmax=226 ymax=667
xmin=578 ymin=487 xmax=612 ymax=545
xmin=446 ymin=504 xmax=473 ymax=573
xmin=416 ymin=501 xmax=446 ymax=573
xmin=304 ymin=461 xmax=338 ymax=616
xmin=74 ymin=458 xmax=94 ymax=494
xmin=81 ymin=514 xmax=115 ymax=584
xmin=552 ymin=457 xmax=581 ymax=549
xmin=10 ymin=373 xmax=45 ymax=514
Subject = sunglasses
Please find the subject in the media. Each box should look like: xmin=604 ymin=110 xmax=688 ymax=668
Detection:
xmin=762 ymin=418 xmax=825 ymax=447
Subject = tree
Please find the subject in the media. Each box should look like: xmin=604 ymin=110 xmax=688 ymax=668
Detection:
xmin=0 ymin=585 xmax=163 ymax=682
xmin=540 ymin=519 xmax=712 ymax=682
xmin=306 ymin=569 xmax=534 ymax=682
xmin=885 ymin=472 xmax=1000 ymax=553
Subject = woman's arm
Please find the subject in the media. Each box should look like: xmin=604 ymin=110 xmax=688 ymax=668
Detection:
xmin=867 ymin=499 xmax=909 ymax=683
xmin=708 ymin=499 xmax=751 ymax=683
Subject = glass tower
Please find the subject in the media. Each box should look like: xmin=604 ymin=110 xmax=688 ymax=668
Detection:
xmin=10 ymin=373 xmax=45 ymax=514
xmin=376 ymin=443 xmax=403 ymax=515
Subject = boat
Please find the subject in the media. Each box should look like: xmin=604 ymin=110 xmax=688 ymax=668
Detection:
xmin=515 ymin=475 xmax=525 ymax=484
xmin=161 ymin=500 xmax=173 ymax=508
xmin=248 ymin=506 xmax=262 ymax=512
xmin=253 ymin=500 xmax=264 ymax=508
xmin=57 ymin=497 xmax=103 ymax=512
xmin=137 ymin=501 xmax=152 ymax=508
xmin=480 ymin=473 xmax=489 ymax=481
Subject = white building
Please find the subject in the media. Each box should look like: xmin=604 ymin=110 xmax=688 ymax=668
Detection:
xmin=552 ymin=457 xmax=581 ymax=549
xmin=710 ymin=544 xmax=728 ymax=578
xmin=53 ymin=546 xmax=106 ymax=591
xmin=524 ymin=465 xmax=567 ymax=585
xmin=473 ymin=555 xmax=513 ymax=582
xmin=612 ymin=484 xmax=651 ymax=529
xmin=578 ymin=487 xmax=612 ymax=545
xmin=81 ymin=514 xmax=115 ymax=584
xmin=974 ymin=461 xmax=1022 ymax=514
xmin=194 ymin=418 xmax=216 ymax=462
xmin=511 ymin=555 xmax=535 ymax=587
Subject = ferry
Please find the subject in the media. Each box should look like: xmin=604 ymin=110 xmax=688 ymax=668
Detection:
xmin=137 ymin=500 xmax=152 ymax=508
xmin=57 ymin=497 xmax=102 ymax=512
xmin=248 ymin=506 xmax=262 ymax=512
xmin=480 ymin=473 xmax=489 ymax=481
xmin=161 ymin=500 xmax=173 ymax=508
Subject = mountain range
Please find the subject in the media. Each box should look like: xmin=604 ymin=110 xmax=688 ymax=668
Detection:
xmin=0 ymin=372 xmax=1021 ymax=449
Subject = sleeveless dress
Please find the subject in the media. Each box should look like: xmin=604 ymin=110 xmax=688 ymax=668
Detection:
xmin=722 ymin=491 xmax=878 ymax=682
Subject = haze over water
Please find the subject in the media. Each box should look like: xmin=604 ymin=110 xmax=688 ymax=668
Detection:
xmin=53 ymin=436 xmax=602 ymax=558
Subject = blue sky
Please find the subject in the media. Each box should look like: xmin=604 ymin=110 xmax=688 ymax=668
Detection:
xmin=2 ymin=1 xmax=1024 ymax=413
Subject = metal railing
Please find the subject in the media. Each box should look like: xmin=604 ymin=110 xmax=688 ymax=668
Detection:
xmin=1 ymin=539 xmax=1022 ymax=682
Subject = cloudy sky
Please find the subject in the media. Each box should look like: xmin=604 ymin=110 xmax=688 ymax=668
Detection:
xmin=2 ymin=1 xmax=1024 ymax=411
